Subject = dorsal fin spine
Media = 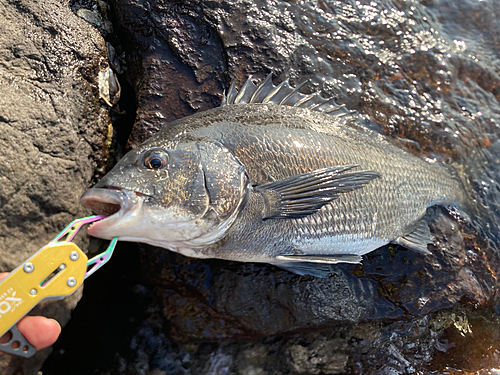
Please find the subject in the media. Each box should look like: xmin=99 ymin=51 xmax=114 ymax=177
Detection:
xmin=262 ymin=79 xmax=289 ymax=104
xmin=233 ymin=76 xmax=255 ymax=104
xmin=221 ymin=74 xmax=352 ymax=119
xmin=294 ymin=95 xmax=315 ymax=107
xmin=279 ymin=80 xmax=308 ymax=105
xmin=250 ymin=73 xmax=273 ymax=103
xmin=226 ymin=81 xmax=237 ymax=104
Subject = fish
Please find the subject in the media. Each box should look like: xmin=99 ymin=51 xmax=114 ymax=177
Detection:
xmin=81 ymin=75 xmax=466 ymax=277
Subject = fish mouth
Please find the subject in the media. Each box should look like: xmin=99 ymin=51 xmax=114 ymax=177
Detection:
xmin=81 ymin=187 xmax=123 ymax=216
xmin=80 ymin=187 xmax=145 ymax=239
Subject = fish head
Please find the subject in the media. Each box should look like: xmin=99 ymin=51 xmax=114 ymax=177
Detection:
xmin=81 ymin=139 xmax=248 ymax=250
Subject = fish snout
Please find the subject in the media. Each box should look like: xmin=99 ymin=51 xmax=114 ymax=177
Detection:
xmin=80 ymin=188 xmax=146 ymax=239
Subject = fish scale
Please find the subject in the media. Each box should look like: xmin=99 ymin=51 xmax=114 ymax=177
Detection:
xmin=81 ymin=76 xmax=466 ymax=277
xmin=218 ymin=119 xmax=450 ymax=240
xmin=211 ymin=111 xmax=456 ymax=260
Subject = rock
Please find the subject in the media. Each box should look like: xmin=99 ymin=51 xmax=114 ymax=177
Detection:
xmin=235 ymin=345 xmax=268 ymax=375
xmin=288 ymin=338 xmax=348 ymax=374
xmin=0 ymin=0 xmax=109 ymax=372
xmin=77 ymin=8 xmax=114 ymax=34
xmin=52 ymin=299 xmax=499 ymax=374
xmin=43 ymin=0 xmax=500 ymax=373
xmin=111 ymin=0 xmax=225 ymax=147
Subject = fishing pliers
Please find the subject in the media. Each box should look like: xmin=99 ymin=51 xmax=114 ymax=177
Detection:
xmin=0 ymin=216 xmax=117 ymax=357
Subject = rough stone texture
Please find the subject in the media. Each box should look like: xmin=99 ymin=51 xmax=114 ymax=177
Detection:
xmin=0 ymin=0 xmax=109 ymax=372
xmin=48 ymin=299 xmax=499 ymax=374
xmin=288 ymin=338 xmax=349 ymax=374
xmin=112 ymin=0 xmax=225 ymax=148
xmin=43 ymin=0 xmax=500 ymax=373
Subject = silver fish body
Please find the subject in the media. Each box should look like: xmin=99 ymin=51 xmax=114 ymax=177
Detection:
xmin=81 ymin=76 xmax=464 ymax=276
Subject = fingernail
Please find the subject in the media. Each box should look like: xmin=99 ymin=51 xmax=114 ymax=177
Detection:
xmin=48 ymin=318 xmax=62 ymax=333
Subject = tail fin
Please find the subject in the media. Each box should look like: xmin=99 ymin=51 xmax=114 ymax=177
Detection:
xmin=436 ymin=160 xmax=477 ymax=222
xmin=440 ymin=143 xmax=500 ymax=249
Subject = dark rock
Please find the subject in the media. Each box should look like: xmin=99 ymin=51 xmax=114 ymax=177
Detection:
xmin=43 ymin=0 xmax=500 ymax=373
xmin=111 ymin=0 xmax=225 ymax=147
xmin=88 ymin=302 xmax=500 ymax=374
xmin=0 ymin=0 xmax=109 ymax=372
xmin=288 ymin=338 xmax=349 ymax=374
xmin=140 ymin=250 xmax=377 ymax=341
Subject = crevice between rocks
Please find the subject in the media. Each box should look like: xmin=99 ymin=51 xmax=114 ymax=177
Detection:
xmin=41 ymin=1 xmax=144 ymax=373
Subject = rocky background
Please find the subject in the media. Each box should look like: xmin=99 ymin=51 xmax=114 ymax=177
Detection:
xmin=1 ymin=0 xmax=500 ymax=374
xmin=0 ymin=0 xmax=110 ymax=373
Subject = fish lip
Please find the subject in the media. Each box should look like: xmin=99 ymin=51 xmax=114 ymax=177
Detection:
xmin=80 ymin=187 xmax=143 ymax=238
xmin=80 ymin=187 xmax=132 ymax=214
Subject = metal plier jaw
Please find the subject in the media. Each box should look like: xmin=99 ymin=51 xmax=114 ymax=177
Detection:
xmin=0 ymin=216 xmax=117 ymax=357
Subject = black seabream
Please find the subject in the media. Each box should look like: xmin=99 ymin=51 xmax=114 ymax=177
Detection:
xmin=81 ymin=75 xmax=465 ymax=276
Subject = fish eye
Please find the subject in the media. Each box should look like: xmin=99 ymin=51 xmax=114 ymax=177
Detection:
xmin=143 ymin=148 xmax=168 ymax=170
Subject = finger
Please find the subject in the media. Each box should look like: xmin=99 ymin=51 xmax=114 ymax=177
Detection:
xmin=0 ymin=272 xmax=61 ymax=351
xmin=16 ymin=317 xmax=61 ymax=351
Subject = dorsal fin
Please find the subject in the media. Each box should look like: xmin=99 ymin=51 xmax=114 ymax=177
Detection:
xmin=222 ymin=74 xmax=352 ymax=116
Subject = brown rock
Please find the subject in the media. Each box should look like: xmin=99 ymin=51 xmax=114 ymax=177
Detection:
xmin=0 ymin=0 xmax=109 ymax=372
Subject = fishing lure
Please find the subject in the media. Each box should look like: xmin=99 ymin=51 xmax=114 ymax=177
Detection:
xmin=0 ymin=216 xmax=117 ymax=357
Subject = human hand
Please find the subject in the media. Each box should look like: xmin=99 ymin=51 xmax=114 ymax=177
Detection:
xmin=0 ymin=272 xmax=61 ymax=352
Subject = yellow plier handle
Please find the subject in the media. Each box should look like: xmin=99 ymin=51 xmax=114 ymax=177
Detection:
xmin=0 ymin=242 xmax=87 ymax=357
xmin=0 ymin=216 xmax=117 ymax=357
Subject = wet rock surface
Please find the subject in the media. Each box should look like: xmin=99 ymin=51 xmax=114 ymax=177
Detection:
xmin=41 ymin=0 xmax=500 ymax=373
xmin=0 ymin=0 xmax=109 ymax=373
xmin=112 ymin=0 xmax=225 ymax=147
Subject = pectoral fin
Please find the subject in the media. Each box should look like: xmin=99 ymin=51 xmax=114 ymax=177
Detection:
xmin=256 ymin=166 xmax=380 ymax=219
xmin=392 ymin=220 xmax=433 ymax=254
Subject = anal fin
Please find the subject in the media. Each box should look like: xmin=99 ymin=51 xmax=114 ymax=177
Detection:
xmin=274 ymin=254 xmax=362 ymax=278
xmin=392 ymin=220 xmax=433 ymax=254
xmin=276 ymin=254 xmax=362 ymax=264
xmin=275 ymin=262 xmax=333 ymax=278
